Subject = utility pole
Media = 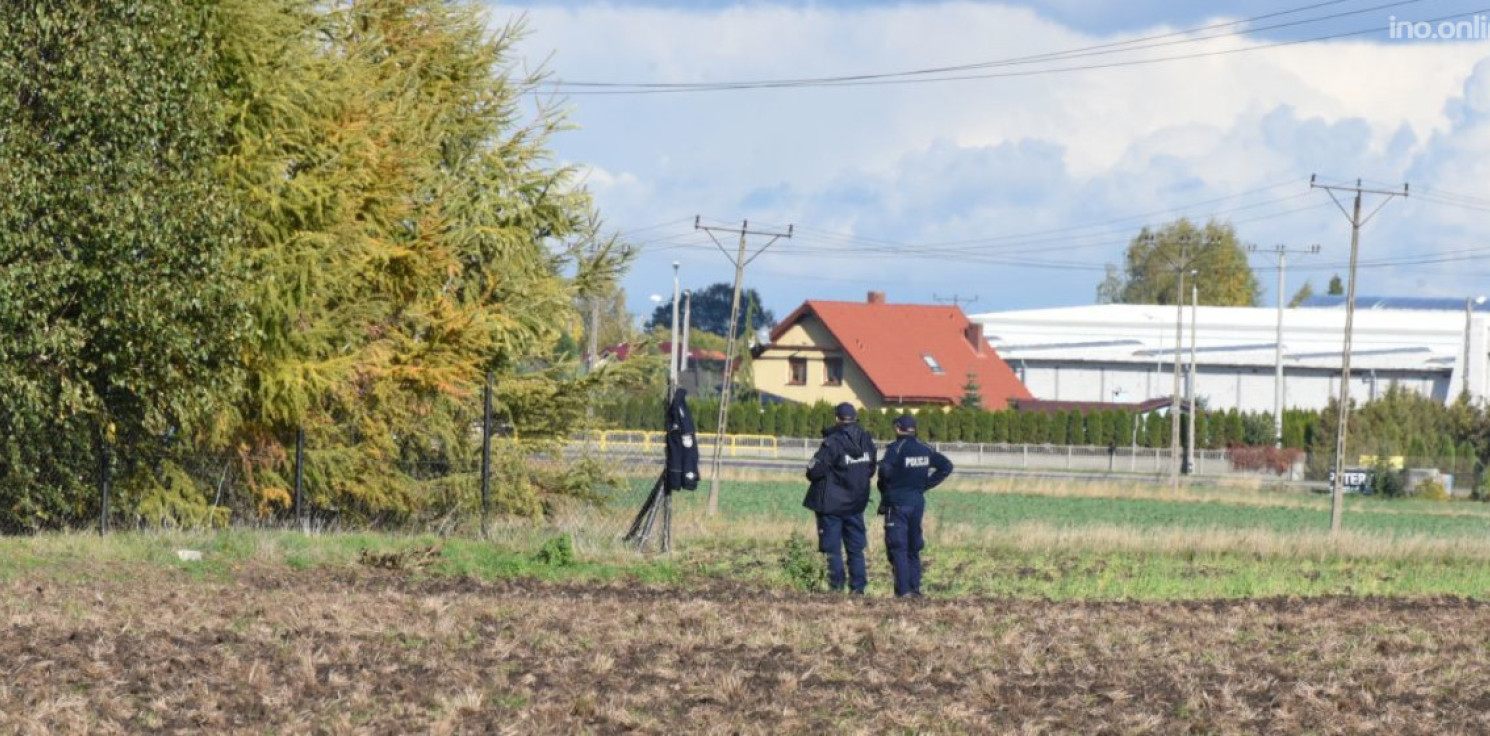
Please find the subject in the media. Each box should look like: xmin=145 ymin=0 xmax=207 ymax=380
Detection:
xmin=933 ymin=293 xmax=980 ymax=309
xmin=1465 ymin=295 xmax=1486 ymax=398
xmin=1186 ymin=272 xmax=1197 ymax=475
xmin=1311 ymin=176 xmax=1407 ymax=535
xmin=695 ymin=217 xmax=793 ymax=516
xmin=1248 ymin=244 xmax=1320 ymax=448
xmin=1169 ymin=235 xmax=1191 ymax=491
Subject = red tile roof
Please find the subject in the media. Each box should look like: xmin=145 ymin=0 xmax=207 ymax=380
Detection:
xmin=769 ymin=300 xmax=1032 ymax=409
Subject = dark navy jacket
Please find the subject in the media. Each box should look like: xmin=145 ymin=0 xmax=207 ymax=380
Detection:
xmin=877 ymin=436 xmax=952 ymax=508
xmin=664 ymin=389 xmax=700 ymax=492
xmin=803 ymin=423 xmax=877 ymax=516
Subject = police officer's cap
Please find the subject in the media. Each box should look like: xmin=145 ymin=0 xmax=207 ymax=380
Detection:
xmin=834 ymin=402 xmax=857 ymax=421
xmin=893 ymin=414 xmax=917 ymax=432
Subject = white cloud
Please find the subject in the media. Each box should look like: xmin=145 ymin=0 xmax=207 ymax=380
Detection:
xmin=500 ymin=1 xmax=1490 ymax=312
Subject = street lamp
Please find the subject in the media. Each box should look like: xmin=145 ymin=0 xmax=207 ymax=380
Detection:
xmin=669 ymin=263 xmax=681 ymax=396
xmin=1465 ymin=295 xmax=1486 ymax=398
xmin=681 ymin=289 xmax=692 ymax=373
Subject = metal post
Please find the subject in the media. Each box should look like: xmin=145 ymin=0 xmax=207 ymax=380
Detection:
xmin=669 ymin=262 xmax=681 ymax=396
xmin=98 ymin=429 xmax=111 ymax=535
xmin=1130 ymin=413 xmax=1139 ymax=472
xmin=1250 ymin=243 xmax=1318 ymax=448
xmin=681 ymin=289 xmax=692 ymax=374
xmin=294 ymin=426 xmax=305 ymax=529
xmin=1187 ymin=274 xmax=1197 ymax=475
xmin=1171 ymin=253 xmax=1185 ymax=489
xmin=1464 ymin=296 xmax=1485 ymax=398
xmin=481 ymin=371 xmax=493 ymax=536
xmin=1274 ymin=250 xmax=1287 ymax=448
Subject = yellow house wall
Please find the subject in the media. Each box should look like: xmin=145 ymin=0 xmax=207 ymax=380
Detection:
xmin=755 ymin=317 xmax=886 ymax=408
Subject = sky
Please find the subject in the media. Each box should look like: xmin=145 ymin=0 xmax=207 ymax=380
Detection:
xmin=490 ymin=0 xmax=1490 ymax=324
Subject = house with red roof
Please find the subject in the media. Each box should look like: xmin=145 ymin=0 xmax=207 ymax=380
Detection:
xmin=754 ymin=291 xmax=1032 ymax=410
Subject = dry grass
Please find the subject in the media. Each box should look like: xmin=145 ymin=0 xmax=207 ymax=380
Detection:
xmin=4 ymin=568 xmax=1489 ymax=734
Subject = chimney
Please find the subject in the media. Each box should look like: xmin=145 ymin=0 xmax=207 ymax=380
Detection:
xmin=965 ymin=323 xmax=985 ymax=354
xmin=867 ymin=291 xmax=886 ymax=305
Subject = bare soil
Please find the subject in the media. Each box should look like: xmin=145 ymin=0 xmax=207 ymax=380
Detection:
xmin=5 ymin=567 xmax=1490 ymax=734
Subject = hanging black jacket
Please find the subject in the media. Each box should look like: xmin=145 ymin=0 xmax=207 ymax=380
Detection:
xmin=802 ymin=423 xmax=877 ymax=515
xmin=664 ymin=389 xmax=700 ymax=491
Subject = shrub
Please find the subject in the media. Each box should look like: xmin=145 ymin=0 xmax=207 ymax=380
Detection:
xmin=1415 ymin=478 xmax=1449 ymax=502
xmin=779 ymin=530 xmax=823 ymax=591
xmin=1226 ymin=446 xmax=1305 ymax=475
xmin=535 ymin=534 xmax=576 ymax=566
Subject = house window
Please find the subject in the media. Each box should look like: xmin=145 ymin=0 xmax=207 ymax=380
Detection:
xmin=824 ymin=358 xmax=844 ymax=386
xmin=788 ymin=357 xmax=807 ymax=385
xmin=922 ymin=353 xmax=944 ymax=375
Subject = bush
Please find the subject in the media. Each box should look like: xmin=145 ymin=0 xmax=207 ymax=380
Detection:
xmin=1415 ymin=478 xmax=1449 ymax=502
xmin=1372 ymin=465 xmax=1404 ymax=498
xmin=1226 ymin=446 xmax=1306 ymax=475
xmin=1473 ymin=473 xmax=1490 ymax=502
xmin=779 ymin=530 xmax=824 ymax=591
xmin=535 ymin=534 xmax=576 ymax=566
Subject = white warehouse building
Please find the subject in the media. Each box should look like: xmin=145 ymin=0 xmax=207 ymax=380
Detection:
xmin=970 ymin=301 xmax=1489 ymax=414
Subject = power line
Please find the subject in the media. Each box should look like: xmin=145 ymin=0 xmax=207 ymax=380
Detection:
xmin=553 ymin=0 xmax=1432 ymax=94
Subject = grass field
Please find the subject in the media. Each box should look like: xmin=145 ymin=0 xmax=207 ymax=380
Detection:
xmin=8 ymin=473 xmax=1490 ymax=733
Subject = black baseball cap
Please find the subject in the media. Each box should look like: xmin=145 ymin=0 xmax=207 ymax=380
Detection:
xmin=834 ymin=402 xmax=857 ymax=421
xmin=893 ymin=414 xmax=917 ymax=432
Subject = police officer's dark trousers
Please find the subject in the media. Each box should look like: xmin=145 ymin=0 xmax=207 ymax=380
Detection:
xmin=816 ymin=512 xmax=867 ymax=593
xmin=884 ymin=502 xmax=925 ymax=597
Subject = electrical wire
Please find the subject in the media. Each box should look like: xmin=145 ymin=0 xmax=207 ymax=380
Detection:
xmin=550 ymin=2 xmax=1485 ymax=95
xmin=554 ymin=0 xmax=1417 ymax=92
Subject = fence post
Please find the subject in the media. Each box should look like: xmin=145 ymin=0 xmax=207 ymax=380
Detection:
xmin=295 ymin=427 xmax=307 ymax=529
xmin=97 ymin=429 xmax=111 ymax=535
xmin=481 ymin=371 xmax=493 ymax=537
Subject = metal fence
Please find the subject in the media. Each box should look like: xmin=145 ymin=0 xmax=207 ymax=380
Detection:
xmin=573 ymin=431 xmax=1243 ymax=477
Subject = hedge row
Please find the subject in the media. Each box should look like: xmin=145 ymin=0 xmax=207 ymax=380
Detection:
xmin=597 ymin=396 xmax=1322 ymax=450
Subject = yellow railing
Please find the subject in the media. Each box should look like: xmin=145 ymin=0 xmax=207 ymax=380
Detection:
xmin=576 ymin=430 xmax=779 ymax=458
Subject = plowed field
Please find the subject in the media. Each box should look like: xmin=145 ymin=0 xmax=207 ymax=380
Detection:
xmin=5 ymin=568 xmax=1490 ymax=734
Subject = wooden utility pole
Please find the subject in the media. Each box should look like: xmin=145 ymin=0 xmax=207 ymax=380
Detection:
xmin=1311 ymin=176 xmax=1407 ymax=535
xmin=694 ymin=217 xmax=792 ymax=517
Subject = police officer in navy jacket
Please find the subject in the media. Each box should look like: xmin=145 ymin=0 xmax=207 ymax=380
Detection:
xmin=804 ymin=403 xmax=877 ymax=594
xmin=877 ymin=414 xmax=952 ymax=598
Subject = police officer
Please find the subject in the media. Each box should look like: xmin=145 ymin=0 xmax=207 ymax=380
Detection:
xmin=877 ymin=414 xmax=953 ymax=598
xmin=803 ymin=403 xmax=877 ymax=594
